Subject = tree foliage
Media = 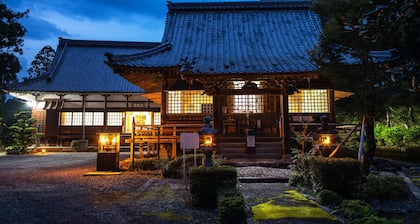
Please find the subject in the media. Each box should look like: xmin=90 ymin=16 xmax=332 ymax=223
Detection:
xmin=0 ymin=2 xmax=28 ymax=87
xmin=8 ymin=111 xmax=37 ymax=153
xmin=312 ymin=0 xmax=419 ymax=174
xmin=27 ymin=45 xmax=56 ymax=78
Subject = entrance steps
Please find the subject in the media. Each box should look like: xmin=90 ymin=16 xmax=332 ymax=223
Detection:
xmin=217 ymin=136 xmax=283 ymax=160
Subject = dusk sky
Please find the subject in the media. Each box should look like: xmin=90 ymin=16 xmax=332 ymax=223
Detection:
xmin=6 ymin=0 xmax=252 ymax=80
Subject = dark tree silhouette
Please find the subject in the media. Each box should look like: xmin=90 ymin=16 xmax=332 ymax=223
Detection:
xmin=27 ymin=45 xmax=56 ymax=78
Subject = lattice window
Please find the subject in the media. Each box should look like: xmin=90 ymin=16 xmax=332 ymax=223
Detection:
xmin=84 ymin=112 xmax=104 ymax=126
xmin=153 ymin=112 xmax=161 ymax=125
xmin=229 ymin=95 xmax=266 ymax=113
xmin=107 ymin=112 xmax=123 ymax=126
xmin=288 ymin=89 xmax=329 ymax=113
xmin=61 ymin=112 xmax=73 ymax=126
xmin=226 ymin=81 xmax=266 ymax=113
xmin=60 ymin=112 xmax=104 ymax=126
xmin=167 ymin=90 xmax=213 ymax=114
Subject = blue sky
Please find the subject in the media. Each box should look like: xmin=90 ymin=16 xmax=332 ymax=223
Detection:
xmin=6 ymin=0 xmax=252 ymax=80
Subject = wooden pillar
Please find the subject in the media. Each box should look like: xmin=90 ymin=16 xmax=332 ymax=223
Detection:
xmin=81 ymin=94 xmax=87 ymax=139
xmin=328 ymin=89 xmax=336 ymax=123
xmin=212 ymin=94 xmax=221 ymax=134
xmin=103 ymin=94 xmax=109 ymax=127
xmin=281 ymin=93 xmax=291 ymax=161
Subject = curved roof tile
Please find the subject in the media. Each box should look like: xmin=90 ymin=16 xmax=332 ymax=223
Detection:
xmin=107 ymin=1 xmax=322 ymax=75
xmin=8 ymin=38 xmax=160 ymax=93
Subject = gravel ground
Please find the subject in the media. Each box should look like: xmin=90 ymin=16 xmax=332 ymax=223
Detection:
xmin=0 ymin=153 xmax=218 ymax=224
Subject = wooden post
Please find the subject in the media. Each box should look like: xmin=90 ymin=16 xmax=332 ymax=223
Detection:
xmin=328 ymin=123 xmax=360 ymax=158
xmin=281 ymin=94 xmax=291 ymax=160
xmin=130 ymin=117 xmax=135 ymax=166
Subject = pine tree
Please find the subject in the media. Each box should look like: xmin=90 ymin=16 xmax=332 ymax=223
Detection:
xmin=8 ymin=111 xmax=37 ymax=153
xmin=312 ymin=0 xmax=419 ymax=174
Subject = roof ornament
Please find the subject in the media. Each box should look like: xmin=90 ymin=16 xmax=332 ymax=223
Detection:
xmin=180 ymin=57 xmax=197 ymax=86
xmin=242 ymin=81 xmax=259 ymax=90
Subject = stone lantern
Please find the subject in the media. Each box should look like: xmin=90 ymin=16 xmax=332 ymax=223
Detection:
xmin=199 ymin=116 xmax=217 ymax=167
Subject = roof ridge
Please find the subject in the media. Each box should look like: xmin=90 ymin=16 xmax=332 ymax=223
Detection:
xmin=106 ymin=43 xmax=172 ymax=63
xmin=58 ymin=37 xmax=160 ymax=48
xmin=167 ymin=0 xmax=313 ymax=12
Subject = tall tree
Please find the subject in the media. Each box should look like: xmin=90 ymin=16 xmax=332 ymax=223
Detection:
xmin=312 ymin=0 xmax=419 ymax=174
xmin=27 ymin=45 xmax=56 ymax=78
xmin=0 ymin=2 xmax=28 ymax=111
xmin=0 ymin=2 xmax=28 ymax=85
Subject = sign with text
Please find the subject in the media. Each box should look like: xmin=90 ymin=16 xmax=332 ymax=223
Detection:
xmin=180 ymin=132 xmax=199 ymax=149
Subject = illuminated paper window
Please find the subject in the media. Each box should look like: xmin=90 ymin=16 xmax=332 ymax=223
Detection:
xmin=107 ymin=112 xmax=123 ymax=126
xmin=61 ymin=112 xmax=73 ymax=126
xmin=227 ymin=81 xmax=266 ymax=113
xmin=60 ymin=112 xmax=104 ymax=126
xmin=167 ymin=90 xmax=213 ymax=114
xmin=153 ymin=112 xmax=161 ymax=125
xmin=230 ymin=95 xmax=265 ymax=113
xmin=288 ymin=89 xmax=329 ymax=113
xmin=84 ymin=112 xmax=104 ymax=126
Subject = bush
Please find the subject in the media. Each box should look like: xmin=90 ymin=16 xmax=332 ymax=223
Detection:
xmin=309 ymin=157 xmax=362 ymax=198
xmin=70 ymin=140 xmax=79 ymax=150
xmin=335 ymin=200 xmax=403 ymax=224
xmin=131 ymin=159 xmax=165 ymax=171
xmin=162 ymin=154 xmax=204 ymax=178
xmin=317 ymin=189 xmax=343 ymax=207
xmin=289 ymin=148 xmax=316 ymax=188
xmin=5 ymin=145 xmax=23 ymax=154
xmin=333 ymin=147 xmax=358 ymax=159
xmin=375 ymin=124 xmax=420 ymax=147
xmin=190 ymin=166 xmax=237 ymax=207
xmin=362 ymin=175 xmax=412 ymax=201
xmin=334 ymin=200 xmax=374 ymax=222
xmin=217 ymin=188 xmax=247 ymax=224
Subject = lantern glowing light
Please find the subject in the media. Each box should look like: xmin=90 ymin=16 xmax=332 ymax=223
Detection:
xmin=204 ymin=135 xmax=213 ymax=146
xmin=319 ymin=134 xmax=333 ymax=146
xmin=98 ymin=133 xmax=120 ymax=152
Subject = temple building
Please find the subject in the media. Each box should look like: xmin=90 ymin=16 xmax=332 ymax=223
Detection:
xmin=6 ymin=1 xmax=352 ymax=159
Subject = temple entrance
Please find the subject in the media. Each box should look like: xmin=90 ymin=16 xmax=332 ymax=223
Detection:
xmin=220 ymin=93 xmax=281 ymax=137
xmin=221 ymin=112 xmax=279 ymax=137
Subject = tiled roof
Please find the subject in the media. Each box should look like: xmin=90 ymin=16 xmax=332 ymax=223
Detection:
xmin=7 ymin=38 xmax=160 ymax=93
xmin=107 ymin=0 xmax=322 ymax=75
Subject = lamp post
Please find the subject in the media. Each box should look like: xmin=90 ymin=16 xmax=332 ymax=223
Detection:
xmin=97 ymin=132 xmax=120 ymax=171
xmin=199 ymin=116 xmax=217 ymax=167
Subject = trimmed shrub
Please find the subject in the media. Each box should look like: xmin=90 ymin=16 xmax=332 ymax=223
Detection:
xmin=310 ymin=157 xmax=362 ymax=198
xmin=317 ymin=189 xmax=343 ymax=207
xmin=217 ymin=188 xmax=247 ymax=224
xmin=190 ymin=166 xmax=237 ymax=207
xmin=362 ymin=175 xmax=412 ymax=201
xmin=162 ymin=154 xmax=204 ymax=178
xmin=131 ymin=159 xmax=165 ymax=171
xmin=70 ymin=140 xmax=79 ymax=150
xmin=333 ymin=147 xmax=358 ymax=159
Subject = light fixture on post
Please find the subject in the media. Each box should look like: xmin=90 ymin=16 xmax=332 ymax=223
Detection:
xmin=199 ymin=116 xmax=217 ymax=167
xmin=97 ymin=132 xmax=120 ymax=171
xmin=319 ymin=133 xmax=333 ymax=146
xmin=316 ymin=115 xmax=337 ymax=156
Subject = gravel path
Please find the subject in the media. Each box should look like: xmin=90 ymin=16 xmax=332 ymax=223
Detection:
xmin=0 ymin=153 xmax=344 ymax=224
xmin=0 ymin=153 xmax=218 ymax=224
